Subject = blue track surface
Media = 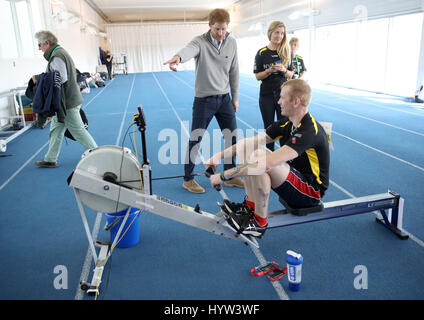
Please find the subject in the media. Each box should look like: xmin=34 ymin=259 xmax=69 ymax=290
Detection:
xmin=0 ymin=71 xmax=423 ymax=300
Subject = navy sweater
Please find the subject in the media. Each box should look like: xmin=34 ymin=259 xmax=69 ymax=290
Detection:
xmin=32 ymin=71 xmax=61 ymax=117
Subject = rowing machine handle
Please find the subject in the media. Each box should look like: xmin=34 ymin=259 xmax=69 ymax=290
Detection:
xmin=205 ymin=166 xmax=222 ymax=191
xmin=135 ymin=105 xmax=146 ymax=131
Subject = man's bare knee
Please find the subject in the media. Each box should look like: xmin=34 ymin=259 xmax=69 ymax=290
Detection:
xmin=245 ymin=148 xmax=267 ymax=175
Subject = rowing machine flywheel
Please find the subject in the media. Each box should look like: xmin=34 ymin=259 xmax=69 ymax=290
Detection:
xmin=74 ymin=145 xmax=142 ymax=213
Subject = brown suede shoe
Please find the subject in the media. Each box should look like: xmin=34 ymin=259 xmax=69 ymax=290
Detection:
xmin=224 ymin=177 xmax=244 ymax=188
xmin=34 ymin=160 xmax=58 ymax=168
xmin=182 ymin=179 xmax=205 ymax=193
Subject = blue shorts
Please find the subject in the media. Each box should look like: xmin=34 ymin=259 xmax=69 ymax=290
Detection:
xmin=272 ymin=167 xmax=321 ymax=209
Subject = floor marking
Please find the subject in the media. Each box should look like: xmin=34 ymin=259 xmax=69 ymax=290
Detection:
xmin=329 ymin=180 xmax=424 ymax=249
xmin=313 ymin=102 xmax=424 ymax=137
xmin=0 ymin=141 xmax=48 ymax=192
xmin=333 ymin=130 xmax=424 ymax=173
xmin=249 ymin=243 xmax=289 ymax=300
xmin=75 ymin=74 xmax=136 ymax=300
xmin=315 ymin=88 xmax=424 ymax=117
xmin=152 ymin=73 xmax=191 ymax=138
xmin=116 ymin=74 xmax=137 ymax=146
xmin=329 ymin=180 xmax=355 ymax=198
xmin=168 ymin=71 xmax=289 ymax=300
xmin=84 ymin=78 xmax=115 ymax=109
xmin=241 ymin=77 xmax=424 ymax=117
xmin=0 ymin=80 xmax=116 ymax=193
xmin=74 ymin=213 xmax=102 ymax=300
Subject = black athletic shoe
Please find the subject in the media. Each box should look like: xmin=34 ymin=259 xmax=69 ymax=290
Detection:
xmin=229 ymin=212 xmax=268 ymax=238
xmin=220 ymin=200 xmax=267 ymax=238
xmin=219 ymin=199 xmax=251 ymax=230
xmin=221 ymin=199 xmax=251 ymax=216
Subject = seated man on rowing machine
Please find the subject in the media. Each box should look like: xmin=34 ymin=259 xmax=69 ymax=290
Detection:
xmin=206 ymin=79 xmax=330 ymax=238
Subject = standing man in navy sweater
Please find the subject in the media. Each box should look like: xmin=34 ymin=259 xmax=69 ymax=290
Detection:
xmin=163 ymin=8 xmax=243 ymax=193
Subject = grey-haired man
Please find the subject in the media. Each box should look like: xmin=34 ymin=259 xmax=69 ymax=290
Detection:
xmin=33 ymin=30 xmax=97 ymax=168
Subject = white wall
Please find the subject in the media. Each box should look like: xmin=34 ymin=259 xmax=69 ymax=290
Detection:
xmin=51 ymin=0 xmax=107 ymax=73
xmin=0 ymin=0 xmax=107 ymax=128
xmin=106 ymin=22 xmax=210 ymax=73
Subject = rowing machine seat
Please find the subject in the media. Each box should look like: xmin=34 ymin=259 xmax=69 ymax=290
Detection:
xmin=278 ymin=197 xmax=324 ymax=216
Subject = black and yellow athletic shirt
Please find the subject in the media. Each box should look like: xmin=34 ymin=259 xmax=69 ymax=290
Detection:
xmin=254 ymin=46 xmax=292 ymax=96
xmin=266 ymin=113 xmax=330 ymax=195
xmin=291 ymin=55 xmax=307 ymax=78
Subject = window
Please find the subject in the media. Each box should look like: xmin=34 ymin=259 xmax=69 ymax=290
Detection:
xmin=0 ymin=0 xmax=18 ymax=58
xmin=0 ymin=0 xmax=45 ymax=58
xmin=314 ymin=22 xmax=357 ymax=87
xmin=385 ymin=13 xmax=423 ymax=96
xmin=292 ymin=28 xmax=310 ymax=75
xmin=355 ymin=18 xmax=389 ymax=93
xmin=16 ymin=0 xmax=34 ymax=57
xmin=311 ymin=12 xmax=423 ymax=97
xmin=30 ymin=0 xmax=43 ymax=32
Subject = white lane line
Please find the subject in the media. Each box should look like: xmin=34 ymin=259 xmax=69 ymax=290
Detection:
xmin=75 ymin=74 xmax=137 ymax=300
xmin=0 ymin=141 xmax=48 ymax=192
xmin=0 ymin=80 xmax=116 ymax=192
xmin=116 ymin=74 xmax=137 ymax=146
xmin=328 ymin=180 xmax=424 ymax=249
xmin=152 ymin=72 xmax=191 ymax=138
xmin=313 ymin=102 xmax=424 ymax=137
xmin=314 ymin=87 xmax=424 ymax=117
xmin=249 ymin=244 xmax=289 ymax=300
xmin=84 ymin=78 xmax=115 ymax=108
xmin=333 ymin=130 xmax=424 ymax=173
xmin=167 ymin=71 xmax=289 ymax=300
xmin=74 ymin=212 xmax=102 ymax=300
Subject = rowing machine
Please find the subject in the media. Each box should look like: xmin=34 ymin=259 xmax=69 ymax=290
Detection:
xmin=69 ymin=106 xmax=408 ymax=297
xmin=68 ymin=106 xmax=258 ymax=297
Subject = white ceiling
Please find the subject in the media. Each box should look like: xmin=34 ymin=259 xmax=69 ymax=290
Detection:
xmin=90 ymin=0 xmax=240 ymax=23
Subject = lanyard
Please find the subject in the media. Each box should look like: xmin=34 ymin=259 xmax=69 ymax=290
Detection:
xmin=48 ymin=45 xmax=62 ymax=62
xmin=295 ymin=55 xmax=300 ymax=75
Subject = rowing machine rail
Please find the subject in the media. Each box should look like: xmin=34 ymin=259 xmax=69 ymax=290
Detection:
xmin=268 ymin=191 xmax=408 ymax=240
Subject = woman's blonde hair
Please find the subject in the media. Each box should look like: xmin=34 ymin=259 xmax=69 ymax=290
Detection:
xmin=267 ymin=21 xmax=290 ymax=67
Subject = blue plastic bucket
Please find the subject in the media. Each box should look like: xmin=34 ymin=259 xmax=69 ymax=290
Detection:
xmin=105 ymin=207 xmax=140 ymax=248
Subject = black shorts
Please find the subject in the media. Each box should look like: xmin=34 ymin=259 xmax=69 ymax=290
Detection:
xmin=272 ymin=167 xmax=321 ymax=208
